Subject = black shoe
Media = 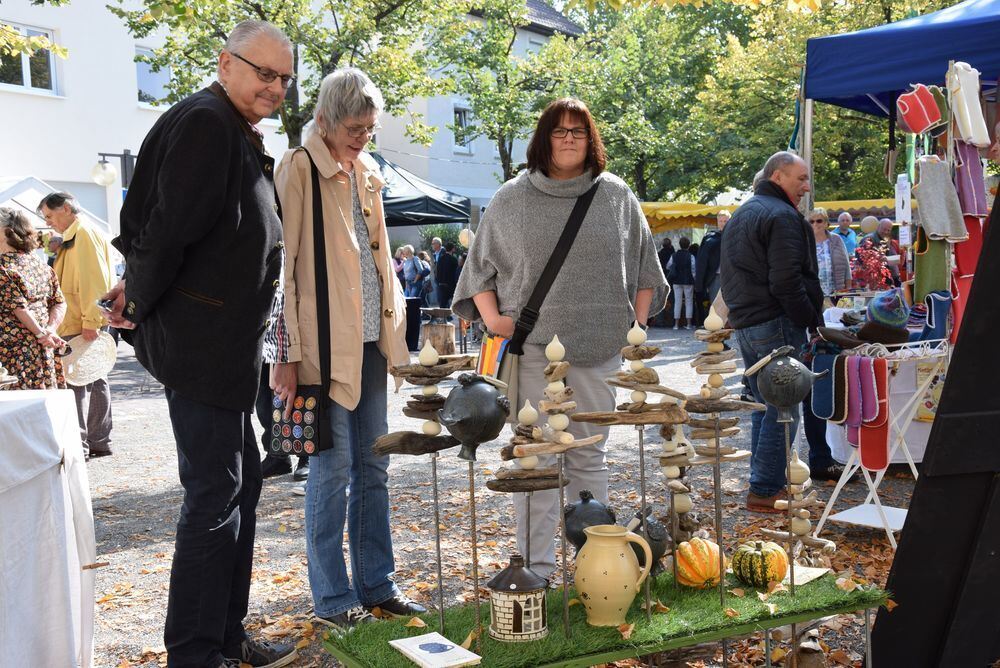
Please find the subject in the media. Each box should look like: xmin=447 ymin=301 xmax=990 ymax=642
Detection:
xmin=293 ymin=458 xmax=310 ymax=481
xmin=810 ymin=464 xmax=857 ymax=482
xmin=371 ymin=593 xmax=427 ymax=618
xmin=223 ymin=638 xmax=297 ymax=668
xmin=261 ymin=455 xmax=292 ymax=478
xmin=87 ymin=448 xmax=113 ymax=459
xmin=316 ymin=605 xmax=379 ymax=629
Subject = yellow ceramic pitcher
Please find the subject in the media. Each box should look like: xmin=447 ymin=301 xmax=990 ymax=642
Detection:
xmin=575 ymin=524 xmax=652 ymax=626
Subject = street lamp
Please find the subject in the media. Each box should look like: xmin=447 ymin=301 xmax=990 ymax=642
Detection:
xmin=91 ymin=149 xmax=137 ymax=188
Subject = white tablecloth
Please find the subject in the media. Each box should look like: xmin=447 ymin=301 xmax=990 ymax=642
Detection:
xmin=0 ymin=390 xmax=95 ymax=668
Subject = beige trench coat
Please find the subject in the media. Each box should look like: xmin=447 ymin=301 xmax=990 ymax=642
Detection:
xmin=275 ymin=131 xmax=408 ymax=411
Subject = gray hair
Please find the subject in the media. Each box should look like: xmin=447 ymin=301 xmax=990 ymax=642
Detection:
xmin=224 ymin=20 xmax=291 ymax=54
xmin=838 ymin=212 xmax=853 ymax=222
xmin=761 ymin=151 xmax=802 ymax=181
xmin=37 ymin=191 xmax=80 ymax=214
xmin=313 ymin=68 xmax=384 ymax=132
xmin=751 ymin=169 xmax=765 ymax=190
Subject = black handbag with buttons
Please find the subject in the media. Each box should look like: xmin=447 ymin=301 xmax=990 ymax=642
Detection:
xmin=268 ymin=148 xmax=332 ymax=457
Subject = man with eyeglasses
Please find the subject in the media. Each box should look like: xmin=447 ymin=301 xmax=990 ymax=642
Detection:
xmin=102 ymin=20 xmax=297 ymax=668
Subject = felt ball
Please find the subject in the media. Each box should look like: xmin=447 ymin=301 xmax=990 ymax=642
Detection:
xmin=548 ymin=413 xmax=570 ymax=431
xmin=518 ymin=455 xmax=539 ymax=470
xmin=422 ymin=420 xmax=441 ymax=436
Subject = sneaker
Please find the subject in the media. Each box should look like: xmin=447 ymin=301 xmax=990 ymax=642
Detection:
xmin=370 ymin=593 xmax=428 ymax=618
xmin=293 ymin=458 xmax=310 ymax=481
xmin=672 ymin=325 xmax=679 ymax=330
xmin=811 ymin=464 xmax=858 ymax=482
xmin=216 ymin=659 xmax=242 ymax=668
xmin=261 ymin=455 xmax=292 ymax=479
xmin=291 ymin=483 xmax=306 ymax=496
xmin=745 ymin=490 xmax=788 ymax=514
xmin=316 ymin=605 xmax=379 ymax=629
xmin=223 ymin=638 xmax=297 ymax=668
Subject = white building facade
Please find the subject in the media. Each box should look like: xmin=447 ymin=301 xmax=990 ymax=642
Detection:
xmin=0 ymin=0 xmax=580 ymax=238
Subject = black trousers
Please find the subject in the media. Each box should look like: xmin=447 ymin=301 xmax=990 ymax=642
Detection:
xmin=164 ymin=389 xmax=263 ymax=667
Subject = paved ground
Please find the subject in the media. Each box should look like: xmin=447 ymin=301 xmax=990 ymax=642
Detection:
xmin=90 ymin=326 xmax=912 ymax=667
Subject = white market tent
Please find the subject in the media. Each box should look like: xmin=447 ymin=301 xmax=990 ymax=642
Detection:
xmin=0 ymin=176 xmax=112 ymax=237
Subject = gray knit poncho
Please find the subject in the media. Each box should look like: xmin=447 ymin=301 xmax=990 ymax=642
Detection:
xmin=452 ymin=169 xmax=667 ymax=367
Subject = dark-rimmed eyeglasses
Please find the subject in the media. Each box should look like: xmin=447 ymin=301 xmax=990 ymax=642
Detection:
xmin=231 ymin=52 xmax=296 ymax=89
xmin=551 ymin=127 xmax=588 ymax=139
xmin=343 ymin=123 xmax=380 ymax=139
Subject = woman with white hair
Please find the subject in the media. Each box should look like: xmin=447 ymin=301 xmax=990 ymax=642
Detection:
xmin=272 ymin=67 xmax=423 ymax=629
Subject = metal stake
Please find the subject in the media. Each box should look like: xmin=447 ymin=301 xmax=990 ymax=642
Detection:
xmin=783 ymin=421 xmax=797 ymax=597
xmin=558 ymin=452 xmax=571 ymax=638
xmin=712 ymin=413 xmax=728 ymax=668
xmin=467 ymin=461 xmax=482 ymax=650
xmin=637 ymin=424 xmax=652 ymax=621
xmin=669 ymin=489 xmax=679 ymax=590
xmin=431 ymin=452 xmax=446 ymax=633
xmin=764 ymin=629 xmax=772 ymax=668
xmin=525 ymin=491 xmax=532 ymax=569
xmin=864 ymin=608 xmax=873 ymax=668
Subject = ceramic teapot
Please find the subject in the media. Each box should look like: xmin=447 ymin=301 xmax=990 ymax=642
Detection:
xmin=628 ymin=507 xmax=669 ymax=575
xmin=575 ymin=525 xmax=652 ymax=626
xmin=564 ymin=490 xmax=616 ymax=553
xmin=438 ymin=373 xmax=510 ymax=461
xmin=748 ymin=345 xmax=828 ymax=422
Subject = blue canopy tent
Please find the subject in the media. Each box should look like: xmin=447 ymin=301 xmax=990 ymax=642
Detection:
xmin=805 ymin=0 xmax=1000 ymax=117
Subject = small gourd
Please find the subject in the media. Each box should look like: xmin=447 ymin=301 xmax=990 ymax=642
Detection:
xmin=545 ymin=335 xmax=565 ymax=362
xmin=730 ymin=540 xmax=789 ymax=587
xmin=418 ymin=340 xmax=439 ymax=367
xmin=704 ymin=306 xmax=724 ymax=332
xmin=675 ymin=538 xmax=724 ymax=589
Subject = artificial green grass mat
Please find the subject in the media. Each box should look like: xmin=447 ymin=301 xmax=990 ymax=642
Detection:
xmin=324 ymin=572 xmax=887 ymax=668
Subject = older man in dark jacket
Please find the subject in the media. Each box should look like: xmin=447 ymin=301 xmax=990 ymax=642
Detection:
xmin=103 ymin=20 xmax=296 ymax=668
xmin=721 ymin=151 xmax=823 ymax=514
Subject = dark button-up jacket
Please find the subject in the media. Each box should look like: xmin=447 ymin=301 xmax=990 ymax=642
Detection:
xmin=113 ymin=83 xmax=283 ymax=411
xmin=720 ymin=181 xmax=823 ymax=330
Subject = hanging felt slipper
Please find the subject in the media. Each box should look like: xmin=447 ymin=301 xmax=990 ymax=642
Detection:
xmin=830 ymin=356 xmax=850 ymax=424
xmin=859 ymin=358 xmax=890 ymax=471
xmin=918 ymin=290 xmax=952 ymax=342
xmin=859 ymin=357 xmax=879 ymax=423
xmin=846 ymin=356 xmax=863 ymax=447
xmin=811 ymin=355 xmax=838 ymax=420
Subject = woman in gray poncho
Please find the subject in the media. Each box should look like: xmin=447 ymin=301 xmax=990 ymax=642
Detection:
xmin=452 ymin=97 xmax=667 ymax=579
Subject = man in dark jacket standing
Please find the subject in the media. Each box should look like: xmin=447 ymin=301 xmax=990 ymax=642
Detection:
xmin=721 ymin=151 xmax=822 ymax=514
xmin=695 ymin=210 xmax=729 ymax=304
xmin=102 ymin=21 xmax=296 ymax=668
xmin=435 ymin=241 xmax=459 ymax=307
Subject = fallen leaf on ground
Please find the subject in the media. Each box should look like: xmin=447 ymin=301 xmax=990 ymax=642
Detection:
xmin=765 ymin=603 xmax=777 ymax=615
xmin=885 ymin=598 xmax=898 ymax=612
xmin=294 ymin=638 xmax=309 ymax=649
xmin=829 ymin=648 xmax=853 ymax=665
xmin=767 ymin=581 xmax=787 ymax=595
xmin=835 ymin=577 xmax=858 ymax=592
xmin=724 ymin=608 xmax=740 ymax=618
xmin=618 ymin=622 xmax=635 ymax=640
xmin=567 ymin=598 xmax=581 ymax=607
xmin=404 ymin=617 xmax=427 ymax=628
xmin=757 ymin=591 xmax=769 ymax=603
xmin=278 ymin=524 xmax=287 ymax=533
xmin=460 ymin=627 xmax=481 ymax=649
xmin=770 ymin=647 xmax=787 ymax=662
xmin=727 ymin=588 xmax=745 ymax=598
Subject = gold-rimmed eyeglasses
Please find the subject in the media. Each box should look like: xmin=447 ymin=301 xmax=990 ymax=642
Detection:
xmin=231 ymin=52 xmax=296 ymax=90
xmin=343 ymin=123 xmax=380 ymax=139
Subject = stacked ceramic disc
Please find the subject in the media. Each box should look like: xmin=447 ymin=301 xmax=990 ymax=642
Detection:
xmin=491 ymin=335 xmax=602 ymax=492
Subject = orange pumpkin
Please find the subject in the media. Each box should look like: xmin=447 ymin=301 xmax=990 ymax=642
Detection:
xmin=675 ymin=537 xmax=724 ymax=588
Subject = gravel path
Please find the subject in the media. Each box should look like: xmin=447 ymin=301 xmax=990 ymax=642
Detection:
xmin=90 ymin=326 xmax=911 ymax=667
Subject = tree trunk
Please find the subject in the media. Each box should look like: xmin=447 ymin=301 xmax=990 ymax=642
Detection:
xmin=282 ymin=45 xmax=303 ymax=149
xmin=634 ymin=155 xmax=648 ymax=201
xmin=499 ymin=136 xmax=515 ymax=182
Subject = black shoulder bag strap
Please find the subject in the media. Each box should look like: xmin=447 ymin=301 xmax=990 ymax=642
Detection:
xmin=300 ymin=147 xmax=332 ymax=404
xmin=508 ymin=181 xmax=600 ymax=355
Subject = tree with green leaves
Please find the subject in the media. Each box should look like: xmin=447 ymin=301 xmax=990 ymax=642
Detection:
xmin=108 ymin=0 xmax=464 ymax=147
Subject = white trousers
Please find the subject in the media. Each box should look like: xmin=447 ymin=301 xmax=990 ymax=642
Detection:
xmin=511 ymin=344 xmax=620 ymax=579
xmin=673 ymin=283 xmax=694 ymax=320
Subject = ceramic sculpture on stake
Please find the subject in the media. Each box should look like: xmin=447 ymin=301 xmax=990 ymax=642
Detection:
xmin=573 ymin=322 xmax=691 ymax=620
xmin=375 ymin=343 xmax=475 ymax=632
xmin=488 ymin=334 xmax=602 ymax=639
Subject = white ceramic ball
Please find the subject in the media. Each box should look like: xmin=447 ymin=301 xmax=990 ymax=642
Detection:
xmin=422 ymin=420 xmax=441 ymax=436
xmin=518 ymin=455 xmax=539 ymax=470
xmin=546 ymin=381 xmax=565 ymax=394
xmin=631 ymin=390 xmax=647 ymax=403
xmin=791 ymin=517 xmax=812 ymax=535
xmin=630 ymin=360 xmax=646 ymax=372
xmin=662 ymin=440 xmax=678 ymax=454
xmin=707 ymin=342 xmax=725 ymax=353
xmin=673 ymin=493 xmax=693 ymax=514
xmin=661 ymin=465 xmax=681 ymax=479
xmin=708 ymin=373 xmax=724 ymax=388
xmin=422 ymin=384 xmax=439 ymax=396
xmin=548 ymin=413 xmax=570 ymax=431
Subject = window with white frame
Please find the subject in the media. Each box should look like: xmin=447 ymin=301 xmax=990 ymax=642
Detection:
xmin=136 ymin=46 xmax=170 ymax=104
xmin=453 ymin=104 xmax=473 ymax=154
xmin=0 ymin=23 xmax=56 ymax=93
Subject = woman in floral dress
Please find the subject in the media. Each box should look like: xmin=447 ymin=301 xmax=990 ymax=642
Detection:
xmin=0 ymin=207 xmax=67 ymax=389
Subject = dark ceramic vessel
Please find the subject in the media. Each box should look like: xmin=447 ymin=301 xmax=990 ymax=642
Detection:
xmin=438 ymin=373 xmax=510 ymax=461
xmin=563 ymin=490 xmax=616 ymax=552
xmin=755 ymin=345 xmax=828 ymax=421
xmin=630 ymin=507 xmax=669 ymax=574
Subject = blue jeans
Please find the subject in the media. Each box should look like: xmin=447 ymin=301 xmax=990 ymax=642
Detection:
xmin=735 ymin=316 xmax=808 ymax=498
xmin=305 ymin=343 xmax=398 ymax=616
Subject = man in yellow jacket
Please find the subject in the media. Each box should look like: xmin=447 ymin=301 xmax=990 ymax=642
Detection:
xmin=40 ymin=192 xmax=117 ymax=458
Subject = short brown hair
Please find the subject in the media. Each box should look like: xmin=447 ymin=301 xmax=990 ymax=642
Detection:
xmin=526 ymin=98 xmax=606 ymax=178
xmin=0 ymin=207 xmax=39 ymax=253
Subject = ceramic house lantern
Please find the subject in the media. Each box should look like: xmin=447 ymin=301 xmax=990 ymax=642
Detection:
xmin=486 ymin=554 xmax=548 ymax=642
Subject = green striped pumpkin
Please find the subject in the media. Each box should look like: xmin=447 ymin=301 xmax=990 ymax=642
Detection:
xmin=730 ymin=541 xmax=788 ymax=587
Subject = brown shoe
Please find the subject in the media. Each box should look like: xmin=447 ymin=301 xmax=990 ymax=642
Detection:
xmin=745 ymin=490 xmax=787 ymax=514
